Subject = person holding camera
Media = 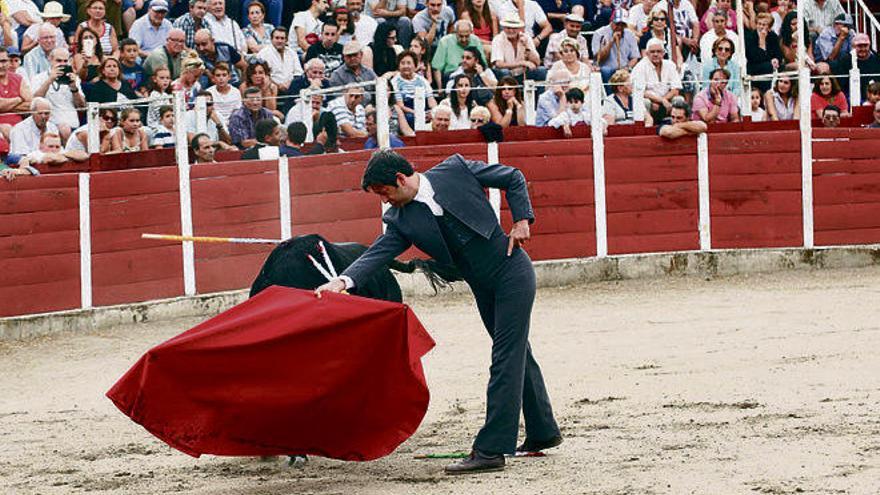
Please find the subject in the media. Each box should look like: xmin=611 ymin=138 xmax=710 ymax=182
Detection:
xmin=32 ymin=47 xmax=84 ymax=142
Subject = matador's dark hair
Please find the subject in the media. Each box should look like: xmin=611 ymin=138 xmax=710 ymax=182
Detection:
xmin=361 ymin=149 xmax=414 ymax=190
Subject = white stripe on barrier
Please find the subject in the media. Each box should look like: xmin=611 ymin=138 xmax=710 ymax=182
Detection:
xmin=78 ymin=173 xmax=92 ymax=309
xmin=487 ymin=141 xmax=501 ymax=221
xmin=590 ymin=72 xmax=608 ymax=257
xmin=697 ymin=133 xmax=712 ymax=250
xmin=279 ymin=156 xmax=291 ymax=240
xmin=175 ymin=91 xmax=197 ymax=295
xmin=799 ymin=67 xmax=814 ymax=248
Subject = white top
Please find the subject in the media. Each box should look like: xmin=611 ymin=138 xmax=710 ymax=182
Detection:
xmin=354 ymin=15 xmax=378 ymax=45
xmin=699 ymin=29 xmax=738 ymax=63
xmin=750 ymin=106 xmax=767 ymax=122
xmin=205 ymin=13 xmax=247 ymax=51
xmin=66 ymin=125 xmax=88 ymax=152
xmin=9 ymin=116 xmax=59 ymax=156
xmin=24 ymin=22 xmax=68 ymax=50
xmin=627 ymin=4 xmax=653 ymax=32
xmin=489 ymin=0 xmax=547 ymax=31
xmin=414 ymin=173 xmax=443 ymax=215
xmin=7 ymin=0 xmax=41 ymax=32
xmin=290 ymin=10 xmax=323 ymax=51
xmin=207 ymin=85 xmax=242 ymax=126
xmin=439 ymin=97 xmax=470 ymax=130
xmin=547 ymin=105 xmax=591 ymax=128
xmin=631 ymin=57 xmax=682 ymax=97
xmin=258 ymin=45 xmax=303 ymax=87
xmin=30 ymin=72 xmax=83 ymax=129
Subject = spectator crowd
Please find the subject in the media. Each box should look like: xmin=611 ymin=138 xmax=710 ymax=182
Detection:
xmin=1 ymin=0 xmax=879 ymax=170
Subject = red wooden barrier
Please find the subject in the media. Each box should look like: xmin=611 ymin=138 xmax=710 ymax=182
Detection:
xmin=708 ymin=130 xmax=804 ymax=249
xmin=0 ymin=174 xmax=81 ymax=316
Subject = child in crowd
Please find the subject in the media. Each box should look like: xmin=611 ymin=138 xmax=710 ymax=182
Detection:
xmin=146 ymin=67 xmax=173 ymax=128
xmin=119 ymin=38 xmax=147 ymax=97
xmin=207 ymin=63 xmax=242 ymax=127
xmin=548 ymin=88 xmax=591 ymax=137
xmin=865 ymin=81 xmax=880 ymax=106
xmin=750 ymin=87 xmax=767 ymax=122
xmin=391 ymin=51 xmax=437 ymax=128
xmin=150 ymin=106 xmax=176 ymax=149
xmin=105 ymin=108 xmax=149 ymax=153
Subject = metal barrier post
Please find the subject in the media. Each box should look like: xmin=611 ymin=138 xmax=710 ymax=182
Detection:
xmin=849 ymin=49 xmax=862 ymax=105
xmin=376 ymin=81 xmax=391 ymax=148
xmin=300 ymin=89 xmax=313 ymax=142
xmin=87 ymin=102 xmax=100 ymax=154
xmin=524 ymin=79 xmax=537 ymax=126
xmin=194 ymin=96 xmax=207 ymax=134
xmin=414 ymin=85 xmax=429 ymax=131
xmin=589 ymin=71 xmax=608 ymax=257
xmin=173 ymin=90 xmax=197 ymax=295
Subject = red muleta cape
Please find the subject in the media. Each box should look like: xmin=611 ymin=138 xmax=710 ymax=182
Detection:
xmin=106 ymin=286 xmax=435 ymax=461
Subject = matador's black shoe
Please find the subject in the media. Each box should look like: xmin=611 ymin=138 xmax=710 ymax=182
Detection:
xmin=516 ymin=434 xmax=563 ymax=453
xmin=444 ymin=450 xmax=505 ymax=475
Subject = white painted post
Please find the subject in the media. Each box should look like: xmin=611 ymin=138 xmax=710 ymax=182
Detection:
xmin=78 ymin=173 xmax=92 ymax=309
xmin=735 ymin=0 xmax=749 ymax=117
xmin=87 ymin=102 xmax=100 ymax=154
xmin=633 ymin=85 xmax=646 ymax=124
xmin=590 ymin=71 xmax=608 ymax=257
xmin=487 ymin=141 xmax=501 ymax=221
xmin=524 ymin=79 xmax=537 ymax=126
xmin=697 ymin=133 xmax=711 ymax=250
xmin=376 ymin=81 xmax=391 ymax=149
xmin=300 ymin=89 xmax=313 ymax=142
xmin=278 ymin=156 xmax=291 ymax=240
xmin=849 ymin=49 xmax=861 ymax=105
xmin=798 ymin=66 xmax=814 ymax=248
xmin=195 ymin=96 xmax=207 ymax=134
xmin=174 ymin=90 xmax=196 ymax=295
xmin=414 ymin=85 xmax=429 ymax=131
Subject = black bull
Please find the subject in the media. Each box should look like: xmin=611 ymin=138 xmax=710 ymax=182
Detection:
xmin=250 ymin=234 xmax=461 ymax=301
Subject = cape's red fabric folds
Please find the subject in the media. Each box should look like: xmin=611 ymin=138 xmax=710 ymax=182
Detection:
xmin=106 ymin=286 xmax=435 ymax=461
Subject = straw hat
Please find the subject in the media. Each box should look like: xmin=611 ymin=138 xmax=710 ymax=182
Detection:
xmin=499 ymin=13 xmax=525 ymax=29
xmin=39 ymin=1 xmax=71 ymax=21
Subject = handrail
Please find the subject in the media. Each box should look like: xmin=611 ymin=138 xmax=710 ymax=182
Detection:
xmin=850 ymin=0 xmax=880 ymax=51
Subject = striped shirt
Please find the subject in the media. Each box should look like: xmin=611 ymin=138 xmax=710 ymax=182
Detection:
xmin=802 ymin=0 xmax=844 ymax=31
xmin=390 ymin=73 xmax=431 ymax=104
xmin=172 ymin=14 xmax=212 ymax=49
xmin=328 ymin=96 xmax=365 ymax=136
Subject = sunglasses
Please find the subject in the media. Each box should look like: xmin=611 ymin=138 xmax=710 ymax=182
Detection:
xmin=716 ymin=46 xmax=732 ymax=52
xmin=654 ymin=17 xmax=667 ymax=21
xmin=470 ymin=117 xmax=486 ymax=123
xmin=101 ymin=114 xmax=117 ymax=122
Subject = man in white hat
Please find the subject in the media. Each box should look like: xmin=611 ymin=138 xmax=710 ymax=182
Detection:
xmin=543 ymin=13 xmax=589 ymax=68
xmin=129 ymin=0 xmax=173 ymax=58
xmin=21 ymin=1 xmax=69 ymax=54
xmin=491 ymin=13 xmax=545 ymax=82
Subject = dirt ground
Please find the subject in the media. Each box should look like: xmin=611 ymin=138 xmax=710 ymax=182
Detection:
xmin=1 ymin=267 xmax=879 ymax=495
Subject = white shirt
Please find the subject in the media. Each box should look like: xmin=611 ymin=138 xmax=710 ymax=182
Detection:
xmin=7 ymin=0 xmax=41 ymax=32
xmin=631 ymin=57 xmax=682 ymax=97
xmin=547 ymin=105 xmax=591 ymax=128
xmin=207 ymin=85 xmax=242 ymax=126
xmin=66 ymin=125 xmax=88 ymax=152
xmin=31 ymin=72 xmax=83 ymax=129
xmin=489 ymin=0 xmax=546 ymax=32
xmin=24 ymin=22 xmax=68 ymax=50
xmin=414 ymin=173 xmax=443 ymax=215
xmin=9 ymin=116 xmax=59 ymax=156
xmin=290 ymin=10 xmax=323 ymax=52
xmin=258 ymin=45 xmax=303 ymax=87
xmin=354 ymin=15 xmax=377 ymax=44
xmin=205 ymin=13 xmax=247 ymax=51
xmin=627 ymin=4 xmax=653 ymax=32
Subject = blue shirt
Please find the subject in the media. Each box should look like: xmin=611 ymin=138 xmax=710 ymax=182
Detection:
xmin=129 ymin=17 xmax=173 ymax=53
xmin=815 ymin=27 xmax=852 ymax=62
xmin=536 ymin=91 xmax=561 ymax=127
xmin=365 ymin=135 xmax=405 ymax=149
xmin=121 ymin=61 xmax=146 ymax=92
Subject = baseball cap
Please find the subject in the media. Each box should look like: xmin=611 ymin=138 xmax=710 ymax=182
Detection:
xmin=833 ymin=13 xmax=853 ymax=26
xmin=343 ymin=40 xmax=362 ymax=55
xmin=853 ymin=33 xmax=870 ymax=45
xmin=564 ymin=13 xmax=585 ymax=23
xmin=611 ymin=9 xmax=627 ymax=24
xmin=151 ymin=0 xmax=169 ymax=11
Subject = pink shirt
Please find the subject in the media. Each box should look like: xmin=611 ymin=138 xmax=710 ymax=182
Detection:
xmin=692 ymin=88 xmax=738 ymax=123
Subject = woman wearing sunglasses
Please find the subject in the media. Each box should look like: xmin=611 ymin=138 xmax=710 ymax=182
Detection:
xmin=702 ymin=37 xmax=743 ymax=97
xmin=638 ymin=12 xmax=681 ymax=63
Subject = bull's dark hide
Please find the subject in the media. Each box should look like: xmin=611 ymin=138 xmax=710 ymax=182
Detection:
xmin=249 ymin=234 xmax=461 ymax=302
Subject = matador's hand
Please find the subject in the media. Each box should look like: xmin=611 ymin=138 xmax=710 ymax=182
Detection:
xmin=507 ymin=219 xmax=530 ymax=256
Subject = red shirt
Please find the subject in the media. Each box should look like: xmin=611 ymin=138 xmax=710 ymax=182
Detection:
xmin=0 ymin=72 xmax=24 ymax=126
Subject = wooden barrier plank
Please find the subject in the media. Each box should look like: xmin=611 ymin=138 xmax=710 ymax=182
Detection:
xmin=0 ymin=252 xmax=81 ymax=286
xmin=0 ymin=230 xmax=80 ymax=259
xmin=93 ymin=222 xmax=187 ymax=253
xmin=0 ymin=279 xmax=80 ymax=317
xmin=527 ymin=179 xmax=595 ymax=207
xmin=814 ymin=203 xmax=880 ymax=231
xmin=813 ymin=159 xmax=880 ymax=175
xmin=93 ymin=278 xmax=185 ymax=307
xmin=813 ymin=140 xmax=880 ymax=160
xmin=710 ymin=173 xmax=802 ymax=192
xmin=606 ymin=181 xmax=699 ymax=213
xmin=709 ymin=153 xmax=802 ymax=175
xmin=605 ymin=156 xmax=698 ymax=184
xmin=292 ymin=217 xmax=382 ymax=245
xmin=291 ymin=191 xmax=380 ymax=224
xmin=708 ymin=130 xmax=801 ymax=155
xmin=710 ymin=190 xmax=803 ymax=215
xmin=813 ymin=128 xmax=880 ymax=140
xmin=711 ymin=215 xmax=802 ymax=247
xmin=194 ymin=219 xmax=279 ymax=259
xmin=604 ymin=135 xmax=697 ymax=158
xmin=90 ymin=192 xmax=182 ymax=231
xmin=190 ymin=202 xmax=280 ymax=229
xmin=290 ymin=164 xmax=368 ymax=195
xmin=609 ymin=232 xmax=699 ymax=255
xmin=527 ymin=232 xmax=596 ymax=260
xmin=0 ymin=174 xmax=78 ymax=191
xmin=2 ymin=208 xmax=80 ymax=236
xmin=527 ymin=206 xmax=595 ymax=235
xmin=499 ymin=139 xmax=592 ymax=158
xmin=0 ymin=187 xmax=79 ymax=214
xmin=91 ymin=245 xmax=185 ymax=286
xmin=813 ymin=173 xmax=880 ymax=205
xmin=607 ymin=209 xmax=698 ymax=236
xmin=196 ymin=252 xmax=268 ymax=294
xmin=191 ymin=173 xmax=279 ymax=208
xmin=815 ymin=227 xmax=880 ymax=246
xmin=190 ymin=160 xmax=277 ymax=179
xmin=90 ymin=167 xmax=179 ymax=199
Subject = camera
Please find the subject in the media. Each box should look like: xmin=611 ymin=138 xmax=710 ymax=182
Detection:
xmin=56 ymin=64 xmax=74 ymax=85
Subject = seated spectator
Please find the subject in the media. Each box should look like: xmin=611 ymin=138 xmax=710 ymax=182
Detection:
xmin=171 ymin=52 xmax=206 ymax=102
xmin=185 ymin=90 xmax=236 ymax=148
xmin=413 ymin=0 xmax=454 ymax=52
xmin=228 ymin=86 xmax=274 ymax=148
xmin=290 ymin=0 xmax=329 ymax=54
xmin=631 ymin=38 xmax=682 ymax=123
xmin=814 ymin=13 xmax=853 ymax=63
xmin=191 ymin=132 xmax=216 ymax=162
xmin=544 ymin=13 xmax=589 ymax=69
xmin=764 ymin=75 xmax=799 ymax=121
xmin=65 ymin=108 xmax=116 ymax=154
xmin=259 ymin=28 xmax=302 ymax=93
xmin=369 ymin=0 xmax=414 ymax=49
xmin=432 ymin=20 xmax=485 ymax=86
xmin=811 ymin=74 xmax=849 ymax=118
xmin=75 ymin=0 xmax=118 ymax=58
xmin=392 ymin=50 xmax=437 ymax=128
xmin=241 ymin=60 xmax=281 ymax=117
xmin=173 ymin=0 xmax=212 ymax=50
xmin=305 ymin=21 xmax=344 ymax=79
xmin=143 ymin=28 xmax=186 ymax=79
xmin=692 ymin=68 xmax=741 ymax=124
xmin=0 ymin=47 xmax=32 ymax=137
xmin=286 ymin=59 xmax=330 ymax=111
xmin=32 ymin=47 xmax=82 ymax=141
xmin=627 ymin=0 xmax=657 ymax=33
xmin=699 ymin=0 xmax=737 ymax=33
xmin=23 ymin=23 xmax=57 ymax=80
xmin=771 ymin=0 xmax=793 ymax=34
xmin=591 ymin=10 xmax=640 ymax=83
xmin=603 ymin=69 xmax=648 ymax=126
xmin=329 ymin=41 xmax=378 ymax=105
xmin=867 ymin=100 xmax=880 ymax=128
xmin=637 ymin=11 xmax=680 ymax=62
xmin=745 ymin=14 xmax=782 ymax=93
xmin=7 ymin=0 xmax=41 ymax=41
xmin=700 ymin=10 xmax=738 ymax=63
xmin=430 ymin=105 xmax=452 ymax=131
xmin=536 ymin=69 xmax=568 ymax=127
xmin=1 ymin=156 xmax=40 ymax=181
xmin=328 ymin=85 xmax=367 ymax=137
xmin=824 ymin=34 xmax=880 ymax=105
xmin=865 ymin=81 xmax=880 ymax=106
xmin=22 ymin=132 xmax=88 ymax=165
xmin=749 ymin=87 xmax=767 ymax=122
xmin=334 ymin=7 xmax=355 ymax=46
xmin=281 ymin=121 xmax=327 ymax=155
xmin=706 ymin=37 xmax=743 ymax=97
xmin=550 ymin=38 xmax=590 ymax=92
xmin=143 ymin=66 xmax=174 ymax=126
xmin=242 ymin=1 xmax=274 ymax=54
xmin=407 ymin=37 xmax=434 ymax=89
xmin=780 ymin=11 xmax=816 ymax=71
xmin=346 ymin=0 xmax=377 ymax=44
xmin=105 ymin=107 xmax=149 ymax=153
xmin=9 ymin=47 xmax=24 ymax=76
xmin=456 ymin=0 xmax=495 ymax=57
xmin=207 ymin=63 xmax=243 ymax=127
xmin=195 ymin=28 xmax=248 ymax=87
xmin=548 ymin=87 xmax=590 ymax=137
xmin=87 ymin=56 xmax=138 ymax=103
xmin=149 ymin=105 xmax=176 ymax=148
xmin=130 ymin=0 xmax=173 ymax=58
xmin=21 ymin=2 xmax=69 ymax=54
xmin=655 ymin=0 xmax=700 ymax=60
xmin=820 ymin=104 xmax=841 ymax=127
xmin=469 ymin=105 xmax=490 ymax=127
xmin=118 ymin=38 xmax=147 ymax=96
xmin=487 ymin=75 xmax=524 ymax=127
xmin=658 ymin=100 xmax=707 ymax=139
xmin=490 ymin=14 xmax=545 ymax=83
xmin=286 ymin=91 xmax=324 ymax=125
xmin=10 ymin=97 xmax=59 ymax=156
xmin=443 ymin=46 xmax=496 ymax=105
xmin=205 ymin=0 xmax=247 ymax=53
xmin=372 ymin=22 xmax=404 ymax=76
xmin=364 ymin=109 xmax=405 ymax=148
xmin=440 ymin=74 xmax=476 ymax=129
xmin=241 ymin=118 xmax=283 ymax=159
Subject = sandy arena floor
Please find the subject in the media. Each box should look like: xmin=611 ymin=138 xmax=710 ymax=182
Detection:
xmin=1 ymin=267 xmax=879 ymax=494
